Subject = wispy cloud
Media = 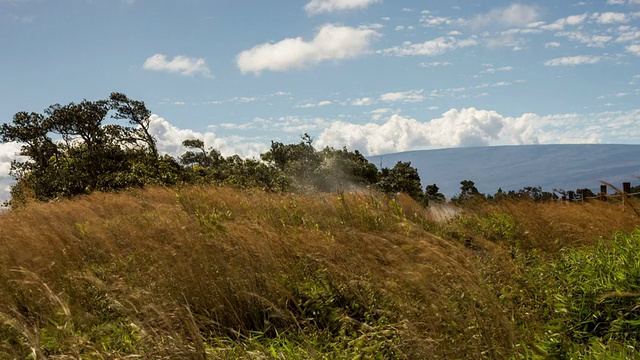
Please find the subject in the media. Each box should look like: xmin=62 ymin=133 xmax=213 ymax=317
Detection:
xmin=591 ymin=11 xmax=631 ymax=24
xmin=544 ymin=55 xmax=602 ymax=66
xmin=379 ymin=89 xmax=425 ymax=103
xmin=304 ymin=0 xmax=381 ymax=15
xmin=470 ymin=4 xmax=540 ymax=28
xmin=380 ymin=36 xmax=477 ymax=57
xmin=143 ymin=54 xmax=212 ymax=77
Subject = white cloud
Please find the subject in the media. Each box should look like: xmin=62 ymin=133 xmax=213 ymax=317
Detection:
xmin=627 ymin=44 xmax=640 ymax=55
xmin=143 ymin=54 xmax=212 ymax=77
xmin=420 ymin=14 xmax=462 ymax=27
xmin=296 ymin=100 xmax=333 ymax=108
xmin=540 ymin=13 xmax=588 ymax=30
xmin=555 ymin=31 xmax=612 ymax=47
xmin=486 ymin=32 xmax=527 ymax=49
xmin=471 ymin=4 xmax=540 ymax=28
xmin=545 ymin=41 xmax=561 ymax=48
xmin=304 ymin=0 xmax=381 ymax=15
xmin=592 ymin=12 xmax=630 ymax=24
xmin=544 ymin=55 xmax=602 ymax=66
xmin=351 ymin=97 xmax=374 ymax=106
xmin=609 ymin=0 xmax=640 ymax=4
xmin=380 ymin=36 xmax=477 ymax=56
xmin=237 ymin=24 xmax=379 ymax=74
xmin=315 ymin=108 xmax=640 ymax=156
xmin=149 ymin=115 xmax=267 ymax=159
xmin=0 ymin=142 xmax=24 ymax=203
xmin=380 ymin=89 xmax=425 ymax=103
xmin=481 ymin=66 xmax=514 ymax=74
xmin=616 ymin=29 xmax=640 ymax=42
xmin=315 ymin=109 xmax=520 ymax=155
xmin=419 ymin=61 xmax=453 ymax=67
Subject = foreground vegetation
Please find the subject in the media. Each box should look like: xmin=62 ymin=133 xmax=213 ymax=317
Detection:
xmin=2 ymin=93 xmax=640 ymax=358
xmin=1 ymin=186 xmax=639 ymax=358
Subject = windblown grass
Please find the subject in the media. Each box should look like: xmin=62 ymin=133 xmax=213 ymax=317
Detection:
xmin=0 ymin=186 xmax=515 ymax=359
xmin=2 ymin=187 xmax=639 ymax=358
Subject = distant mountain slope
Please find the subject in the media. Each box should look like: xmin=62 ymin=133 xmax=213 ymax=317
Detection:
xmin=368 ymin=144 xmax=640 ymax=198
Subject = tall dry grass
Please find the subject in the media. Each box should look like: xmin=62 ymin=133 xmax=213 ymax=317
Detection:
xmin=3 ymin=186 xmax=637 ymax=358
xmin=0 ymin=186 xmax=516 ymax=359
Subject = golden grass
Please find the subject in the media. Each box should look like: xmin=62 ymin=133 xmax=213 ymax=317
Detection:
xmin=1 ymin=186 xmax=638 ymax=358
xmin=0 ymin=186 xmax=517 ymax=358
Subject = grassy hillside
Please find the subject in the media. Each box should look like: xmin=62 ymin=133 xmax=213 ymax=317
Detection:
xmin=1 ymin=186 xmax=640 ymax=359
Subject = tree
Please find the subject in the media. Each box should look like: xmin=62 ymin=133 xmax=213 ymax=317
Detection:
xmin=180 ymin=139 xmax=223 ymax=169
xmin=261 ymin=133 xmax=321 ymax=187
xmin=109 ymin=92 xmax=158 ymax=159
xmin=316 ymin=147 xmax=378 ymax=191
xmin=0 ymin=94 xmax=174 ymax=203
xmin=425 ymin=184 xmax=445 ymax=202
xmin=377 ymin=161 xmax=425 ymax=204
xmin=453 ymin=180 xmax=486 ymax=202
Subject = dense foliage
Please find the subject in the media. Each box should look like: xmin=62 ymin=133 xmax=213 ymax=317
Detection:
xmin=0 ymin=93 xmax=184 ymax=203
xmin=1 ymin=95 xmax=437 ymax=207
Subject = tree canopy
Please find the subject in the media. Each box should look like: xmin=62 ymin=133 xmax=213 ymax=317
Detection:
xmin=2 ymin=95 xmax=434 ymax=208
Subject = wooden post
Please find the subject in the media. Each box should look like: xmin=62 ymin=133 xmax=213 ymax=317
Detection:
xmin=568 ymin=192 xmax=574 ymax=202
xmin=623 ymin=182 xmax=631 ymax=208
xmin=600 ymin=185 xmax=607 ymax=201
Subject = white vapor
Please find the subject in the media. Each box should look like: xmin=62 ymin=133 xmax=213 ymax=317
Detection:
xmin=237 ymin=24 xmax=379 ymax=74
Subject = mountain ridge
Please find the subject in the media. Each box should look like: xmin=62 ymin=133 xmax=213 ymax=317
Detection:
xmin=368 ymin=144 xmax=640 ymax=198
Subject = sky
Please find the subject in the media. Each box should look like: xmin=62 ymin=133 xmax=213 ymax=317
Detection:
xmin=1 ymin=0 xmax=640 ymax=200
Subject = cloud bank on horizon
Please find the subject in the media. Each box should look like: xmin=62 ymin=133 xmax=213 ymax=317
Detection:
xmin=1 ymin=0 xmax=640 ymax=200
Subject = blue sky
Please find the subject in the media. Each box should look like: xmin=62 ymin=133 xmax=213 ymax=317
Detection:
xmin=1 ymin=0 xmax=640 ymax=198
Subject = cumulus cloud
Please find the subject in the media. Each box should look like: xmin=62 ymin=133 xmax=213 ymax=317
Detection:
xmin=0 ymin=142 xmax=23 ymax=203
xmin=315 ymin=108 xmax=640 ymax=156
xmin=0 ymin=141 xmax=21 ymax=178
xmin=148 ymin=115 xmax=268 ymax=159
xmin=143 ymin=54 xmax=212 ymax=77
xmin=380 ymin=36 xmax=477 ymax=56
xmin=544 ymin=55 xmax=601 ymax=66
xmin=237 ymin=24 xmax=379 ymax=74
xmin=470 ymin=4 xmax=540 ymax=28
xmin=315 ymin=108 xmax=526 ymax=155
xmin=304 ymin=0 xmax=381 ymax=15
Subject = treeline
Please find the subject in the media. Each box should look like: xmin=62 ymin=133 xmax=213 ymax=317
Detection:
xmin=1 ymin=93 xmax=445 ymax=207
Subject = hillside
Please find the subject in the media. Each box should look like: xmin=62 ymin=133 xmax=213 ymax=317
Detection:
xmin=2 ymin=186 xmax=640 ymax=358
xmin=368 ymin=144 xmax=640 ymax=198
